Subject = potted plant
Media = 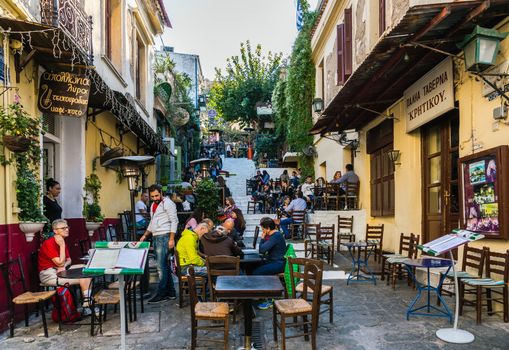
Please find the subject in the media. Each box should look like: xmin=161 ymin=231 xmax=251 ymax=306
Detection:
xmin=83 ymin=173 xmax=104 ymax=236
xmin=16 ymin=155 xmax=47 ymax=241
xmin=0 ymin=98 xmax=44 ymax=166
xmin=194 ymin=178 xmax=221 ymax=223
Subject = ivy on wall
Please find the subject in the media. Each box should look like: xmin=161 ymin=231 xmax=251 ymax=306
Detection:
xmin=274 ymin=0 xmax=317 ymax=178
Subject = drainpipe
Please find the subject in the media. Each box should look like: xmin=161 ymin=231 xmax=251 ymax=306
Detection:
xmin=3 ymin=33 xmax=12 ymax=262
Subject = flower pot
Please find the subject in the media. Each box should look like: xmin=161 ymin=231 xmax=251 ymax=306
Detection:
xmin=85 ymin=221 xmax=102 ymax=236
xmin=3 ymin=135 xmax=31 ymax=153
xmin=19 ymin=221 xmax=46 ymax=242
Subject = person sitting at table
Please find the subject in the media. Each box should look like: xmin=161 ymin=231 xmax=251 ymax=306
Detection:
xmin=200 ymin=226 xmax=244 ymax=258
xmin=229 ymin=207 xmax=246 ymax=236
xmin=38 ymin=219 xmax=93 ymax=313
xmin=222 ymin=218 xmax=246 ymax=248
xmin=329 ymin=170 xmax=342 ymax=184
xmin=185 ymin=207 xmax=205 ymax=230
xmin=280 ymin=180 xmax=294 ymax=199
xmin=277 ymin=195 xmax=292 ymax=219
xmin=279 ymin=191 xmax=307 ymax=239
xmin=223 ymin=197 xmax=237 ymax=218
xmin=176 ymin=223 xmax=210 ymax=278
xmin=301 ymin=176 xmax=315 ymax=209
xmin=290 ymin=170 xmax=300 ymax=188
xmin=135 ymin=192 xmax=149 ymax=229
xmin=336 ymin=164 xmax=360 ymax=194
xmin=252 ymin=183 xmax=272 ymax=213
xmin=202 ymin=218 xmax=215 ymax=232
xmin=280 ymin=169 xmax=290 ymax=183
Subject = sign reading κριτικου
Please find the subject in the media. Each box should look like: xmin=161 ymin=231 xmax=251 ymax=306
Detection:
xmin=404 ymin=57 xmax=454 ymax=133
xmin=38 ymin=71 xmax=91 ymax=117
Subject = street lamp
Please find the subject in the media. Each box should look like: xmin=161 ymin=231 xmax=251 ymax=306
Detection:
xmin=102 ymin=156 xmax=155 ymax=240
xmin=312 ymin=98 xmax=324 ymax=113
xmin=458 ymin=26 xmax=508 ymax=73
xmin=386 ymin=149 xmax=401 ymax=166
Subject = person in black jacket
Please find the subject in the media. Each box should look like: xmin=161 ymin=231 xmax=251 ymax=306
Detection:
xmin=43 ymin=178 xmax=62 ymax=226
xmin=200 ymin=227 xmax=244 ymax=257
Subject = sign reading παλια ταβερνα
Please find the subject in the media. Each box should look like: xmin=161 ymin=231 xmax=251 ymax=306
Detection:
xmin=404 ymin=57 xmax=454 ymax=133
xmin=38 ymin=71 xmax=91 ymax=117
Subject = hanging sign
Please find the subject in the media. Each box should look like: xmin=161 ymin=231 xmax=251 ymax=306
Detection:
xmin=38 ymin=71 xmax=91 ymax=117
xmin=404 ymin=57 xmax=454 ymax=133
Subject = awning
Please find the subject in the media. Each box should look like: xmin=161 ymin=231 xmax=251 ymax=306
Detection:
xmin=313 ymin=1 xmax=509 ymax=134
xmin=0 ymin=17 xmax=169 ymax=155
xmin=282 ymin=152 xmax=300 ymax=163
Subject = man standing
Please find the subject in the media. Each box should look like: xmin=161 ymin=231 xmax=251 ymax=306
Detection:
xmin=140 ymin=184 xmax=178 ymax=303
xmin=135 ymin=192 xmax=149 ymax=229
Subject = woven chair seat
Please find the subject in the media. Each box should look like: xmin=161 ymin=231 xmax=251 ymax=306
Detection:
xmin=463 ymin=278 xmax=505 ymax=287
xmin=108 ymin=280 xmax=140 ymax=289
xmin=275 ymin=298 xmax=312 ymax=315
xmin=94 ymin=289 xmax=121 ymax=305
xmin=339 ymin=232 xmax=354 ymax=237
xmin=195 ymin=302 xmax=229 ymax=318
xmin=295 ymin=282 xmax=332 ymax=295
xmin=387 ymin=257 xmax=409 ymax=264
xmin=13 ymin=290 xmax=55 ymax=305
xmin=366 ymin=239 xmax=380 ymax=244
xmin=444 ymin=270 xmax=475 ymax=278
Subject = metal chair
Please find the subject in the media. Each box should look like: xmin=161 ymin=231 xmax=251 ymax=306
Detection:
xmin=0 ymin=256 xmax=56 ymax=338
xmin=188 ymin=267 xmax=230 ymax=350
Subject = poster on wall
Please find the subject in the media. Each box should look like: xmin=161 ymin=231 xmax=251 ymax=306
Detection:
xmin=460 ymin=146 xmax=509 ymax=239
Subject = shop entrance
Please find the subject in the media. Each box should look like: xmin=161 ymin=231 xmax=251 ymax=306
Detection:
xmin=422 ymin=109 xmax=460 ymax=243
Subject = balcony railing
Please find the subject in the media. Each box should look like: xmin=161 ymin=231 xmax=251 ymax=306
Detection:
xmin=40 ymin=0 xmax=93 ymax=63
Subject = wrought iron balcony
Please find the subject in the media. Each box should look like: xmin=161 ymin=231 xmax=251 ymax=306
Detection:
xmin=40 ymin=0 xmax=93 ymax=63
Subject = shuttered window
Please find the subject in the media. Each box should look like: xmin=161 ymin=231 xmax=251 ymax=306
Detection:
xmin=336 ymin=8 xmax=353 ymax=85
xmin=368 ymin=120 xmax=394 ymax=217
xmin=105 ymin=0 xmax=112 ymax=59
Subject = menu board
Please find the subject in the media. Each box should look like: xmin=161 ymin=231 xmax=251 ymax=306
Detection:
xmin=460 ymin=146 xmax=509 ymax=239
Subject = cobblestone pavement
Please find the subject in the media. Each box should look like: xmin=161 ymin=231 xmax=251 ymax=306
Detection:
xmin=1 ymin=251 xmax=508 ymax=350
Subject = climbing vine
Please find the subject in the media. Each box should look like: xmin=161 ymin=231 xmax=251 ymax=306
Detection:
xmin=274 ymin=0 xmax=317 ymax=178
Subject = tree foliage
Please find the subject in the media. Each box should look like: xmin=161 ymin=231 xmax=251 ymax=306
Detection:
xmin=210 ymin=41 xmax=283 ymax=125
xmin=281 ymin=0 xmax=317 ymax=178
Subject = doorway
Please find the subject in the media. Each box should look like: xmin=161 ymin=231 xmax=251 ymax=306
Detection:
xmin=422 ymin=109 xmax=460 ymax=243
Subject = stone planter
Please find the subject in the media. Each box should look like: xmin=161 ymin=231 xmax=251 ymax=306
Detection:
xmin=85 ymin=221 xmax=102 ymax=236
xmin=19 ymin=221 xmax=46 ymax=242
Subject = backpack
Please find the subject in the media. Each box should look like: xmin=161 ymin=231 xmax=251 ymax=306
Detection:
xmin=51 ymin=285 xmax=81 ymax=323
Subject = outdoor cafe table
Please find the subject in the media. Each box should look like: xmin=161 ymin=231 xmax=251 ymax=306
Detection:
xmin=403 ymin=257 xmax=453 ymax=322
xmin=342 ymin=241 xmax=377 ymax=285
xmin=215 ymin=275 xmax=285 ymax=350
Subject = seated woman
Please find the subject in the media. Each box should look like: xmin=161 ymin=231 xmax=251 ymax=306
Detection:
xmin=252 ymin=217 xmax=286 ymax=275
xmin=223 ymin=197 xmax=237 ymax=218
xmin=330 ymin=170 xmax=342 ymax=184
xmin=185 ymin=208 xmax=205 ymax=230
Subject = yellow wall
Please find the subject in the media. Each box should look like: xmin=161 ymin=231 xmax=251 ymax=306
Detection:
xmin=84 ymin=112 xmax=155 ymax=219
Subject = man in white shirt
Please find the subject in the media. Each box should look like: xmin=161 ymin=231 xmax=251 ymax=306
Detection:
xmin=135 ymin=192 xmax=149 ymax=228
xmin=140 ymin=184 xmax=178 ymax=303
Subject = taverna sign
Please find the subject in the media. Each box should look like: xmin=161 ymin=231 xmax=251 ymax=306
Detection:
xmin=404 ymin=57 xmax=454 ymax=133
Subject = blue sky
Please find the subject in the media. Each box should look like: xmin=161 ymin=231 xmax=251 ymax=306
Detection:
xmin=162 ymin=0 xmax=319 ymax=79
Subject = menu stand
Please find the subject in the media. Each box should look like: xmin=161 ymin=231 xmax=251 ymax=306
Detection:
xmin=83 ymin=241 xmax=149 ymax=350
xmin=418 ymin=229 xmax=484 ymax=344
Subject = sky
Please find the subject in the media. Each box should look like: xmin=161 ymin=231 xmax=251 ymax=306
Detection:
xmin=161 ymin=0 xmax=320 ymax=80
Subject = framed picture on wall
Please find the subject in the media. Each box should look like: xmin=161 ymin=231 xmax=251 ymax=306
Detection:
xmin=459 ymin=145 xmax=509 ymax=239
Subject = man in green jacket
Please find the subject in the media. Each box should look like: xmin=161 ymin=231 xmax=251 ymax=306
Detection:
xmin=176 ymin=223 xmax=209 ymax=277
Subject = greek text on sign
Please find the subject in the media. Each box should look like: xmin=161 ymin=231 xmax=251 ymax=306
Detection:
xmin=38 ymin=72 xmax=91 ymax=117
xmin=404 ymin=57 xmax=454 ymax=133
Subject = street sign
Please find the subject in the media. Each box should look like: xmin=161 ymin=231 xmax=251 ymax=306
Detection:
xmin=208 ymin=109 xmax=217 ymax=117
xmin=38 ymin=71 xmax=91 ymax=117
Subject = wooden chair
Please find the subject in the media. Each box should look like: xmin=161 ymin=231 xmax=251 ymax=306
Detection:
xmin=325 ymin=183 xmax=341 ymax=210
xmin=252 ymin=226 xmax=260 ymax=249
xmin=381 ymin=233 xmax=413 ymax=281
xmin=246 ymin=179 xmax=254 ymax=195
xmin=460 ymin=249 xmax=509 ymax=324
xmin=174 ymin=250 xmax=207 ymax=308
xmin=247 ymin=201 xmax=258 ymax=214
xmin=188 ymin=267 xmax=230 ymax=350
xmin=311 ymin=225 xmax=335 ymax=265
xmin=303 ymin=224 xmax=320 ymax=258
xmin=0 ymin=256 xmax=56 ymax=338
xmin=365 ymin=224 xmax=384 ymax=262
xmin=289 ymin=257 xmax=333 ymax=324
xmin=273 ymin=261 xmax=323 ymax=350
xmin=337 ymin=215 xmax=355 ymax=252
xmin=340 ymin=181 xmax=360 ymax=210
xmin=78 ymin=238 xmax=92 ymax=257
xmin=438 ymin=245 xmax=486 ymax=305
xmin=312 ymin=183 xmax=325 ymax=210
xmin=206 ymin=256 xmax=240 ymax=323
xmin=381 ymin=233 xmax=419 ymax=289
xmin=289 ymin=210 xmax=307 ymax=240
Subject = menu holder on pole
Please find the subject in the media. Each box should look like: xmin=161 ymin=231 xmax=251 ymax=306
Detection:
xmin=417 ymin=229 xmax=484 ymax=344
xmin=83 ymin=241 xmax=149 ymax=350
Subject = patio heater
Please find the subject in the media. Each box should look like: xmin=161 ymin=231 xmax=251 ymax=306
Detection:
xmin=243 ymin=127 xmax=254 ymax=160
xmin=102 ymin=156 xmax=155 ymax=240
xmin=190 ymin=157 xmax=212 ymax=178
